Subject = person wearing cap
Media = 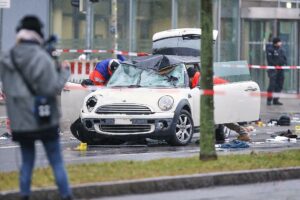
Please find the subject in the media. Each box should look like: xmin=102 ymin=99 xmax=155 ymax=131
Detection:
xmin=81 ymin=55 xmax=126 ymax=86
xmin=187 ymin=67 xmax=251 ymax=142
xmin=266 ymin=37 xmax=287 ymax=106
xmin=0 ymin=15 xmax=72 ymax=200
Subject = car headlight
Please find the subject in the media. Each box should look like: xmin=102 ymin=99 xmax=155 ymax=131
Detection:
xmin=86 ymin=96 xmax=97 ymax=112
xmin=158 ymin=95 xmax=174 ymax=111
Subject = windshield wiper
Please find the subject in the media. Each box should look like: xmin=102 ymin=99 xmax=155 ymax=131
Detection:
xmin=163 ymin=75 xmax=179 ymax=87
xmin=128 ymin=84 xmax=141 ymax=88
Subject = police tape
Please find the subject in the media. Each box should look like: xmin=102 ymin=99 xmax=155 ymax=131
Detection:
xmin=63 ymin=82 xmax=300 ymax=99
xmin=215 ymin=64 xmax=300 ymax=70
xmin=56 ymin=49 xmax=149 ymax=57
xmin=249 ymin=65 xmax=300 ymax=70
xmin=57 ymin=49 xmax=300 ymax=69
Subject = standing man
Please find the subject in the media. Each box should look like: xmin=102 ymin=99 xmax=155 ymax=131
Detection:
xmin=0 ymin=16 xmax=72 ymax=200
xmin=266 ymin=37 xmax=287 ymax=106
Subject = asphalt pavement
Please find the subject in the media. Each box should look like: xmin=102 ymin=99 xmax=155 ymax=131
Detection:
xmin=1 ymin=92 xmax=300 ymax=172
xmin=96 ymin=179 xmax=300 ymax=200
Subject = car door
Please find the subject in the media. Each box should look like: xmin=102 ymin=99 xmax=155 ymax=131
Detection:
xmin=213 ymin=61 xmax=261 ymax=124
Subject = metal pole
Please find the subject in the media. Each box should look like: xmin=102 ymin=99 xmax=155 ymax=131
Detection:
xmin=0 ymin=8 xmax=3 ymax=53
xmin=111 ymin=0 xmax=118 ymax=58
xmin=237 ymin=0 xmax=241 ymax=60
xmin=171 ymin=0 xmax=178 ymax=29
xmin=85 ymin=0 xmax=93 ymax=60
xmin=129 ymin=0 xmax=136 ymax=53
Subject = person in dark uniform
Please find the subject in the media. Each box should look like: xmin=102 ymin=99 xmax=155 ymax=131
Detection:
xmin=266 ymin=37 xmax=287 ymax=106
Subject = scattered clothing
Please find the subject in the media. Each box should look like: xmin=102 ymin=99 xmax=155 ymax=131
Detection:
xmin=266 ymin=136 xmax=297 ymax=143
xmin=220 ymin=140 xmax=250 ymax=149
xmin=271 ymin=129 xmax=297 ymax=139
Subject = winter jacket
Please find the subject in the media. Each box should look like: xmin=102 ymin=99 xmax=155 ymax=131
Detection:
xmin=89 ymin=59 xmax=112 ymax=85
xmin=266 ymin=45 xmax=287 ymax=66
xmin=0 ymin=41 xmax=70 ymax=133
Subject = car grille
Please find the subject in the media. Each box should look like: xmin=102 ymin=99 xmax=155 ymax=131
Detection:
xmin=95 ymin=104 xmax=153 ymax=115
xmin=99 ymin=124 xmax=152 ymax=134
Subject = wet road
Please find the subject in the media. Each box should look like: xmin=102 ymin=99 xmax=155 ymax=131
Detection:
xmin=1 ymin=92 xmax=300 ymax=172
xmin=96 ymin=179 xmax=300 ymax=200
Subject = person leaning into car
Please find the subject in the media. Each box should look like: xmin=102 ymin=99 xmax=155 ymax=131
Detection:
xmin=187 ymin=67 xmax=251 ymax=142
xmin=0 ymin=16 xmax=73 ymax=200
xmin=266 ymin=37 xmax=287 ymax=106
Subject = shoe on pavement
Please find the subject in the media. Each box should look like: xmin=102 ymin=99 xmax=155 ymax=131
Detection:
xmin=237 ymin=134 xmax=251 ymax=142
xmin=273 ymin=101 xmax=283 ymax=106
xmin=267 ymin=101 xmax=272 ymax=106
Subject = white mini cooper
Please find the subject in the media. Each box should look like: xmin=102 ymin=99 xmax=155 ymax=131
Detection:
xmin=72 ymin=54 xmax=260 ymax=146
xmin=71 ymin=29 xmax=260 ymax=146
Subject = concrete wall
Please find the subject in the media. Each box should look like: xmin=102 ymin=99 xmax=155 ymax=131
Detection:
xmin=1 ymin=0 xmax=49 ymax=51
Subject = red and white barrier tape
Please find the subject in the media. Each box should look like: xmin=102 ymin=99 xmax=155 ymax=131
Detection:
xmin=217 ymin=64 xmax=300 ymax=70
xmin=56 ymin=49 xmax=149 ymax=57
xmin=249 ymin=65 xmax=300 ymax=70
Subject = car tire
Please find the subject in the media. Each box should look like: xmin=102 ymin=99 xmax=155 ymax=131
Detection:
xmin=167 ymin=110 xmax=194 ymax=146
xmin=70 ymin=118 xmax=124 ymax=145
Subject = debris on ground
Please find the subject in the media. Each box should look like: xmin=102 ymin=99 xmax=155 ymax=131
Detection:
xmin=266 ymin=136 xmax=297 ymax=143
xmin=0 ymin=132 xmax=11 ymax=140
xmin=219 ymin=140 xmax=250 ymax=149
xmin=75 ymin=143 xmax=88 ymax=151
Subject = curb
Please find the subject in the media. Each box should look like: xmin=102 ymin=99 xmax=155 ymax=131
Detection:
xmin=1 ymin=167 xmax=300 ymax=200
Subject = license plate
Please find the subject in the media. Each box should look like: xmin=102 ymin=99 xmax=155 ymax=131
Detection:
xmin=114 ymin=118 xmax=132 ymax=125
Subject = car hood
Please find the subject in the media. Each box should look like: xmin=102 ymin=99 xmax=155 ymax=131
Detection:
xmin=84 ymin=87 xmax=189 ymax=113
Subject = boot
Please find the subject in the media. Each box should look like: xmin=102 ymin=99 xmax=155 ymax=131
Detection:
xmin=273 ymin=98 xmax=283 ymax=106
xmin=237 ymin=134 xmax=251 ymax=142
xmin=267 ymin=98 xmax=272 ymax=106
xmin=21 ymin=196 xmax=29 ymax=200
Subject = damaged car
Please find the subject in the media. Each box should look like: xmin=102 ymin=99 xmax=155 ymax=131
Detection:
xmin=71 ymin=55 xmax=261 ymax=146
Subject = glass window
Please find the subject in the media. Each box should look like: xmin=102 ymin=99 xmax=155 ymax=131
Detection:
xmin=219 ymin=0 xmax=239 ymax=61
xmin=178 ymin=0 xmax=200 ymax=28
xmin=108 ymin=64 xmax=186 ymax=88
xmin=213 ymin=61 xmax=251 ymax=83
xmin=136 ymin=0 xmax=171 ymax=52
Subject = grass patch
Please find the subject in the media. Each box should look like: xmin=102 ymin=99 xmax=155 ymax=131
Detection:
xmin=1 ymin=150 xmax=300 ymax=191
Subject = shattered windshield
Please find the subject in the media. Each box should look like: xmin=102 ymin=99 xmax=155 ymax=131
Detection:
xmin=107 ymin=64 xmax=185 ymax=88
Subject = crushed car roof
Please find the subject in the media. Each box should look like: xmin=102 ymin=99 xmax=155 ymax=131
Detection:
xmin=123 ymin=55 xmax=200 ymax=72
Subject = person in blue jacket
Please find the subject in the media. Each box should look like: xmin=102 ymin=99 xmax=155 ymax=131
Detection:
xmin=81 ymin=55 xmax=125 ymax=86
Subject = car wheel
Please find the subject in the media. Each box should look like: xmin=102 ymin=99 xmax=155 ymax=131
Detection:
xmin=70 ymin=118 xmax=124 ymax=145
xmin=168 ymin=110 xmax=194 ymax=146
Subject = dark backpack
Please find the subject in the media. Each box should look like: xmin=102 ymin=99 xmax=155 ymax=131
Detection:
xmin=278 ymin=115 xmax=291 ymax=126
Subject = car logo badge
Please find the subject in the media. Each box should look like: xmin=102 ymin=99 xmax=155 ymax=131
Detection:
xmin=122 ymin=100 xmax=126 ymax=102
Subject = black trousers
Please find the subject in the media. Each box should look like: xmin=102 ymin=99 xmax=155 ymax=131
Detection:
xmin=267 ymin=69 xmax=284 ymax=102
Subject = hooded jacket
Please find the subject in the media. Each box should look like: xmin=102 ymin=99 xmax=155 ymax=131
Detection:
xmin=0 ymin=41 xmax=70 ymax=133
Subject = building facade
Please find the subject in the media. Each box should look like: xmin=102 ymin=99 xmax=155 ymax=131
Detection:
xmin=1 ymin=0 xmax=300 ymax=91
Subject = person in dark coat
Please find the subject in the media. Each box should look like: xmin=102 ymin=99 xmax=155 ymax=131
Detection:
xmin=0 ymin=16 xmax=72 ymax=200
xmin=266 ymin=37 xmax=287 ymax=106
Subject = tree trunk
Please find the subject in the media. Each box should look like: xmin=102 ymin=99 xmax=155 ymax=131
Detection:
xmin=199 ymin=0 xmax=217 ymax=161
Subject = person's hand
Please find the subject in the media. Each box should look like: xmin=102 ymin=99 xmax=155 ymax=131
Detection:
xmin=81 ymin=79 xmax=95 ymax=87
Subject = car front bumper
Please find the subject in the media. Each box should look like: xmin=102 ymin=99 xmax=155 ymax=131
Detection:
xmin=80 ymin=112 xmax=175 ymax=138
